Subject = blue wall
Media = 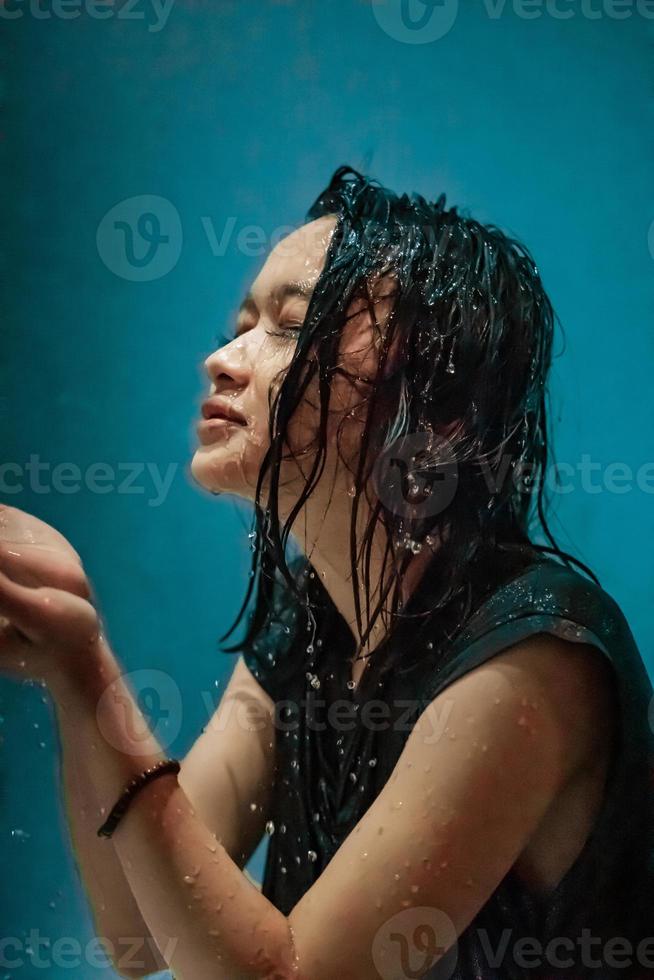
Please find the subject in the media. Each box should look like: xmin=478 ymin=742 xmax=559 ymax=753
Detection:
xmin=2 ymin=4 xmax=653 ymax=977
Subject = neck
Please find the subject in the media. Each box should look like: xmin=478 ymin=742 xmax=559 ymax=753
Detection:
xmin=286 ymin=493 xmax=445 ymax=660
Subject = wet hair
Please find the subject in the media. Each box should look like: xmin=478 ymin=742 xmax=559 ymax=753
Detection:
xmin=219 ymin=165 xmax=600 ymax=669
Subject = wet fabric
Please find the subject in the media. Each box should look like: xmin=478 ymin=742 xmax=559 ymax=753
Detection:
xmin=241 ymin=553 xmax=654 ymax=979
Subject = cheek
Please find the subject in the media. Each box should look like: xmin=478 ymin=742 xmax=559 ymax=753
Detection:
xmin=282 ymin=370 xmax=370 ymax=478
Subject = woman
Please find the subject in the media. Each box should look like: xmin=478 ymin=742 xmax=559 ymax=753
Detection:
xmin=1 ymin=167 xmax=653 ymax=979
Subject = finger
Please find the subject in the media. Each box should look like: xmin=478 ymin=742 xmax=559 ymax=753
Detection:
xmin=0 ymin=619 xmax=30 ymax=660
xmin=0 ymin=568 xmax=57 ymax=644
xmin=0 ymin=543 xmax=90 ymax=599
xmin=0 ymin=505 xmax=84 ymax=566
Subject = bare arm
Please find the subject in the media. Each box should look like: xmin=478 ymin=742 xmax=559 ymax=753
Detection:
xmin=51 ymin=655 xmax=276 ymax=978
xmin=176 ymin=656 xmax=277 ymax=870
xmin=54 ymin=700 xmax=170 ymax=979
xmin=0 ymin=505 xmax=278 ymax=978
xmin=0 ymin=527 xmax=613 ymax=979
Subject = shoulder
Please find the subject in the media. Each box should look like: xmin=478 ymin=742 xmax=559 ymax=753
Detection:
xmin=423 ymin=557 xmax=625 ymax=775
xmin=413 ymin=629 xmax=617 ymax=798
xmin=485 ymin=630 xmax=618 ymax=772
xmin=459 ymin=556 xmax=628 ymax=643
xmin=435 ymin=556 xmax=634 ymax=693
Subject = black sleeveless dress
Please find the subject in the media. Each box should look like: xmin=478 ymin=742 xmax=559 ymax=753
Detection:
xmin=241 ymin=552 xmax=654 ymax=979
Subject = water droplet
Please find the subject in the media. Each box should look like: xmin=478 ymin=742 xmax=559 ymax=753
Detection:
xmin=10 ymin=828 xmax=30 ymax=841
xmin=265 ymin=821 xmax=275 ymax=836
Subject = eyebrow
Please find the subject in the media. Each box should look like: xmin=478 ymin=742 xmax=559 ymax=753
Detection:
xmin=237 ymin=280 xmax=314 ymax=319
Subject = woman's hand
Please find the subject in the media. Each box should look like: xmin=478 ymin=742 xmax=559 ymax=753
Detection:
xmin=0 ymin=504 xmax=99 ymax=684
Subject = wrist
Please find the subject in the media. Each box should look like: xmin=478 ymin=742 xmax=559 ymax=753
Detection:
xmin=46 ymin=634 xmax=121 ymax=709
xmin=48 ymin=635 xmax=170 ymax=776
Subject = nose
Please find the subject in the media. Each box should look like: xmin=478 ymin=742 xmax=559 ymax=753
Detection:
xmin=203 ymin=338 xmax=249 ymax=389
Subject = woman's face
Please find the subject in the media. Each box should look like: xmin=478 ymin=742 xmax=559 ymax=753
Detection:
xmin=191 ymin=214 xmax=349 ymax=505
xmin=191 ymin=213 xmax=391 ymax=510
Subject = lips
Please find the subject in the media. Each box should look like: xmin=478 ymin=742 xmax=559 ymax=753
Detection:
xmin=200 ymin=396 xmax=247 ymax=426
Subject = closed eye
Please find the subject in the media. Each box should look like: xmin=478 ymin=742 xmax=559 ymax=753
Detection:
xmin=265 ymin=323 xmax=303 ymax=341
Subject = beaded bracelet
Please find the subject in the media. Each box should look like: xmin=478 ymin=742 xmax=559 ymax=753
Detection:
xmin=97 ymin=759 xmax=181 ymax=839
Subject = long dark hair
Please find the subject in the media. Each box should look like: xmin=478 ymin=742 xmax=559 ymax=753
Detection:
xmin=218 ymin=165 xmax=599 ymax=669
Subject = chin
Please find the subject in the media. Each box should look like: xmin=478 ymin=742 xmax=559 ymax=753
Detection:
xmin=189 ymin=444 xmax=257 ymax=499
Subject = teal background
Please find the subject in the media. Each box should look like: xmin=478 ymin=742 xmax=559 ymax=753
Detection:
xmin=2 ymin=3 xmax=653 ymax=977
